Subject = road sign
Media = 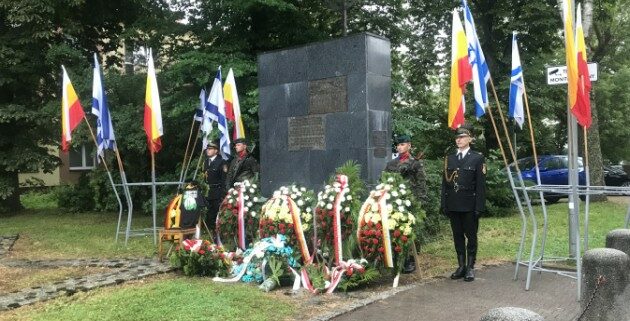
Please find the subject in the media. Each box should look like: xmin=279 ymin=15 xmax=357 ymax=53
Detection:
xmin=546 ymin=62 xmax=598 ymax=85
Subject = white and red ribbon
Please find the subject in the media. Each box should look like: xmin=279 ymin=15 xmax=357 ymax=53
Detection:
xmin=332 ymin=175 xmax=349 ymax=265
xmin=237 ymin=184 xmax=246 ymax=250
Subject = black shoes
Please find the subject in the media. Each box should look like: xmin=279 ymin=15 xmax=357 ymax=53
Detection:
xmin=450 ymin=255 xmax=467 ymax=279
xmin=402 ymin=256 xmax=416 ymax=274
xmin=464 ymin=267 xmax=475 ymax=281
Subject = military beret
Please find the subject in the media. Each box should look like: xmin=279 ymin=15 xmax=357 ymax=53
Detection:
xmin=396 ymin=135 xmax=411 ymax=144
xmin=206 ymin=142 xmax=219 ymax=149
xmin=455 ymin=125 xmax=473 ymax=137
xmin=233 ymin=138 xmax=248 ymax=145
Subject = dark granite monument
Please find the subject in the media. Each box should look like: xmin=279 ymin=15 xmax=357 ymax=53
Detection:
xmin=258 ymin=32 xmax=392 ymax=196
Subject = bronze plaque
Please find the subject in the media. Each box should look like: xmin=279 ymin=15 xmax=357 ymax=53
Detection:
xmin=374 ymin=148 xmax=387 ymax=159
xmin=288 ymin=115 xmax=325 ymax=150
xmin=309 ymin=76 xmax=347 ymax=114
xmin=371 ymin=130 xmax=388 ymax=148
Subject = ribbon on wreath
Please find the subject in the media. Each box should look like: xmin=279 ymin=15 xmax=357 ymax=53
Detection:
xmin=332 ymin=175 xmax=349 ymax=265
xmin=286 ymin=195 xmax=311 ymax=263
xmin=326 ymin=260 xmax=365 ymax=293
xmin=377 ymin=186 xmax=394 ymax=268
xmin=237 ymin=183 xmax=246 ymax=250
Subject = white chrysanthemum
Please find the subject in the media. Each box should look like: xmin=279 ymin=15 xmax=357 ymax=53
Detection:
xmin=250 ymin=211 xmax=257 ymax=217
xmin=344 ymin=207 xmax=350 ymax=212
xmin=249 ymin=188 xmax=255 ymax=194
xmin=253 ymin=197 xmax=259 ymax=202
xmin=318 ymin=201 xmax=325 ymax=207
xmin=304 ymin=213 xmax=312 ymax=222
xmin=273 ymin=191 xmax=281 ymax=198
xmin=404 ymin=200 xmax=411 ymax=207
xmin=403 ymin=225 xmax=412 ymax=236
xmin=408 ymin=214 xmax=416 ymax=223
xmin=247 ymin=202 xmax=253 ymax=207
xmin=371 ymin=214 xmax=382 ymax=223
xmin=376 ymin=184 xmax=383 ymax=190
xmin=386 ymin=204 xmax=393 ymax=212
xmin=398 ymin=206 xmax=405 ymax=212
xmin=385 ymin=194 xmax=391 ymax=200
xmin=395 ymin=199 xmax=402 ymax=205
xmin=243 ymin=195 xmax=249 ymax=200
xmin=300 ymin=187 xmax=306 ymax=192
xmin=400 ymin=189 xmax=407 ymax=195
xmin=290 ymin=194 xmax=296 ymax=199
xmin=346 ymin=195 xmax=352 ymax=200
xmin=252 ymin=184 xmax=258 ymax=189
xmin=326 ymin=203 xmax=333 ymax=210
xmin=306 ymin=207 xmax=311 ymax=213
xmin=333 ymin=182 xmax=341 ymax=187
xmin=327 ymin=196 xmax=334 ymax=202
xmin=392 ymin=191 xmax=399 ymax=197
xmin=297 ymin=200 xmax=304 ymax=206
xmin=232 ymin=190 xmax=238 ymax=196
xmin=302 ymin=223 xmax=309 ymax=230
xmin=243 ymin=207 xmax=249 ymax=212
xmin=387 ymin=177 xmax=394 ymax=183
xmin=399 ymin=184 xmax=407 ymax=189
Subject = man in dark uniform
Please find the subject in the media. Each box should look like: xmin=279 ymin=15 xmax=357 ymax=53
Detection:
xmin=204 ymin=142 xmax=228 ymax=230
xmin=225 ymin=138 xmax=259 ymax=190
xmin=384 ymin=135 xmax=428 ymax=273
xmin=441 ymin=125 xmax=486 ymax=282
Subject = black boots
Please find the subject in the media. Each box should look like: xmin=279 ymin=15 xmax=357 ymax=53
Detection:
xmin=464 ymin=255 xmax=475 ymax=282
xmin=450 ymin=255 xmax=467 ymax=279
xmin=403 ymin=255 xmax=416 ymax=274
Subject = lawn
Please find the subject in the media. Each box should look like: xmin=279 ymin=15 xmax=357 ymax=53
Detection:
xmin=1 ymin=192 xmax=627 ymax=320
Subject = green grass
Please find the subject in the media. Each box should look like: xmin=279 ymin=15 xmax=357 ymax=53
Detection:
xmin=0 ymin=209 xmax=155 ymax=259
xmin=20 ymin=190 xmax=58 ymax=210
xmin=423 ymin=200 xmax=629 ymax=265
xmin=0 ymin=276 xmax=295 ymax=321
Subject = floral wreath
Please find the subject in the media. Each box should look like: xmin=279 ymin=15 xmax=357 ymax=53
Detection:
xmin=216 ymin=180 xmax=264 ymax=250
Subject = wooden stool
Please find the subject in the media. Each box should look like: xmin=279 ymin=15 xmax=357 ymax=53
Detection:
xmin=158 ymin=227 xmax=197 ymax=262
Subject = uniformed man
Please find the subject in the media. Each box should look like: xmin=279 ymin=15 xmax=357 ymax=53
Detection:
xmin=225 ymin=138 xmax=259 ymax=190
xmin=441 ymin=125 xmax=486 ymax=282
xmin=204 ymin=142 xmax=228 ymax=230
xmin=384 ymin=135 xmax=428 ymax=273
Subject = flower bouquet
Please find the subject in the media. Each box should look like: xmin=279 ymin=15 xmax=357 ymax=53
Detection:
xmin=259 ymin=185 xmax=315 ymax=264
xmin=170 ymin=239 xmax=233 ymax=277
xmin=216 ymin=180 xmax=264 ymax=250
xmin=315 ymin=175 xmax=355 ymax=265
xmin=357 ymin=173 xmax=421 ymax=275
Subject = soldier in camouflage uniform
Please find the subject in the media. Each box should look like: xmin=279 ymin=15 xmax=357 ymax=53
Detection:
xmin=226 ymin=138 xmax=259 ymax=190
xmin=384 ymin=135 xmax=428 ymax=273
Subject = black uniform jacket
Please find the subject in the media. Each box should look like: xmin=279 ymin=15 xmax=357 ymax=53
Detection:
xmin=204 ymin=156 xmax=228 ymax=200
xmin=440 ymin=150 xmax=486 ymax=214
xmin=226 ymin=153 xmax=259 ymax=190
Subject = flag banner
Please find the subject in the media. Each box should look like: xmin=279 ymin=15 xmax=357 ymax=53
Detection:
xmin=61 ymin=66 xmax=86 ymax=151
xmin=194 ymin=89 xmax=205 ymax=122
xmin=92 ymin=53 xmax=117 ymax=160
xmin=574 ymin=4 xmax=592 ymax=128
xmin=508 ymin=33 xmax=525 ymax=130
xmin=462 ymin=0 xmax=490 ymax=118
xmin=224 ymin=68 xmax=246 ymax=139
xmin=448 ymin=9 xmax=473 ymax=129
xmin=143 ymin=49 xmax=164 ymax=153
xmin=206 ymin=68 xmax=231 ymax=159
xmin=562 ymin=0 xmax=579 ymax=117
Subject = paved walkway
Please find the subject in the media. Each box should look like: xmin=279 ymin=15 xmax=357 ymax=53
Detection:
xmin=332 ymin=264 xmax=580 ymax=321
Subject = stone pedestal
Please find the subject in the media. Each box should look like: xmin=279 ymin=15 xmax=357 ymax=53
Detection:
xmin=581 ymin=248 xmax=630 ymax=321
xmin=605 ymin=229 xmax=630 ymax=257
xmin=257 ymin=32 xmax=391 ymax=196
xmin=479 ymin=307 xmax=544 ymax=321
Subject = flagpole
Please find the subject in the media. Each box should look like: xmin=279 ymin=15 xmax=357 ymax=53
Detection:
xmin=178 ymin=117 xmax=197 ymax=187
xmin=81 ymin=115 xmax=124 ymax=241
xmin=151 ymin=149 xmax=157 ymax=244
xmin=183 ymin=124 xmax=202 ymax=181
xmin=582 ymin=125 xmax=591 ymax=250
xmin=521 ymin=74 xmax=550 ymax=264
xmin=113 ymin=147 xmax=134 ymax=245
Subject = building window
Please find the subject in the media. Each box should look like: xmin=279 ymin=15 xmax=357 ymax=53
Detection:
xmin=69 ymin=144 xmax=96 ymax=170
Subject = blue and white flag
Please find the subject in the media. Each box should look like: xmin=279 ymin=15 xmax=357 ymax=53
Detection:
xmin=91 ymin=53 xmax=116 ymax=160
xmin=508 ymin=32 xmax=525 ymax=129
xmin=194 ymin=89 xmax=205 ymax=122
xmin=206 ymin=67 xmax=231 ymax=159
xmin=462 ymin=0 xmax=490 ymax=118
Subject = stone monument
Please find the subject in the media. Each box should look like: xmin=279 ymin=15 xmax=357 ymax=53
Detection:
xmin=257 ymin=32 xmax=392 ymax=195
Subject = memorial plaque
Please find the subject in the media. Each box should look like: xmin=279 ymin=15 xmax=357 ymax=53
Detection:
xmin=374 ymin=148 xmax=387 ymax=158
xmin=309 ymin=76 xmax=348 ymax=114
xmin=288 ymin=115 xmax=325 ymax=150
xmin=371 ymin=130 xmax=388 ymax=147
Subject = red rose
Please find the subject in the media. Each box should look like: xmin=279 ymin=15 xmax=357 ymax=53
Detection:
xmin=269 ymin=225 xmax=275 ymax=231
xmin=198 ymin=249 xmax=206 ymax=255
xmin=375 ymin=230 xmax=382 ymax=237
xmin=346 ymin=218 xmax=352 ymax=225
xmin=372 ymin=239 xmax=378 ymax=245
xmin=279 ymin=223 xmax=286 ymax=229
xmin=321 ymin=221 xmax=326 ymax=227
xmin=346 ymin=269 xmax=354 ymax=277
xmin=280 ymin=229 xmax=286 ymax=234
xmin=394 ymin=246 xmax=402 ymax=253
xmin=401 ymin=235 xmax=408 ymax=243
xmin=393 ymin=230 xmax=401 ymax=238
xmin=376 ymin=223 xmax=382 ymax=229
xmin=367 ymin=221 xmax=373 ymax=228
xmin=288 ymin=223 xmax=294 ymax=229
xmin=378 ymin=247 xmax=384 ymax=253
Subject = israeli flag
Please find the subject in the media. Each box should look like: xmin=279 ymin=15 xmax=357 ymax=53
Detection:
xmin=462 ymin=0 xmax=490 ymax=118
xmin=91 ymin=53 xmax=116 ymax=160
xmin=206 ymin=67 xmax=231 ymax=159
xmin=194 ymin=89 xmax=205 ymax=122
xmin=508 ymin=32 xmax=525 ymax=129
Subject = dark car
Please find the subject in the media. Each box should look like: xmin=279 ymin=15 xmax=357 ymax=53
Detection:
xmin=511 ymin=156 xmax=629 ymax=203
xmin=510 ymin=155 xmax=586 ymax=203
xmin=604 ymin=165 xmax=630 ymax=187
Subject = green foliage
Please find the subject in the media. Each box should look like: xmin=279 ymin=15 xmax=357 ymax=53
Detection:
xmin=483 ymin=151 xmax=516 ymax=217
xmin=19 ymin=189 xmax=58 ymax=210
xmin=337 ymin=266 xmax=381 ymax=292
xmin=54 ymin=174 xmax=95 ymax=213
xmin=170 ymin=242 xmax=232 ymax=277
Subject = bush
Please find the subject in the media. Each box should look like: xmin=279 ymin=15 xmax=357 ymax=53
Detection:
xmin=55 ymin=174 xmax=94 ymax=212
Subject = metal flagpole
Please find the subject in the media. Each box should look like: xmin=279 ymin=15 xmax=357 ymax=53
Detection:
xmin=178 ymin=118 xmax=197 ymax=187
xmin=192 ymin=150 xmax=204 ymax=181
xmin=151 ymin=150 xmax=157 ymax=245
xmin=114 ymin=147 xmax=133 ymax=245
xmin=183 ymin=125 xmax=202 ymax=183
xmin=81 ymin=116 xmax=124 ymax=241
xmin=521 ymin=74 xmax=550 ymax=266
xmin=488 ymin=77 xmax=539 ymax=290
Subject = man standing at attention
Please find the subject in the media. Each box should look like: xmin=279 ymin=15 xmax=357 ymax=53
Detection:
xmin=441 ymin=125 xmax=486 ymax=282
xmin=204 ymin=142 xmax=228 ymax=230
xmin=384 ymin=135 xmax=428 ymax=273
xmin=226 ymin=138 xmax=259 ymax=190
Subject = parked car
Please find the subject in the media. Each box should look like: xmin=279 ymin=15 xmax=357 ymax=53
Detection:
xmin=603 ymin=165 xmax=630 ymax=187
xmin=510 ymin=156 xmax=630 ymax=203
xmin=509 ymin=155 xmax=586 ymax=203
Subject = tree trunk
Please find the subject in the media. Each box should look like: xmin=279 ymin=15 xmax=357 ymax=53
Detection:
xmin=0 ymin=170 xmax=23 ymax=214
